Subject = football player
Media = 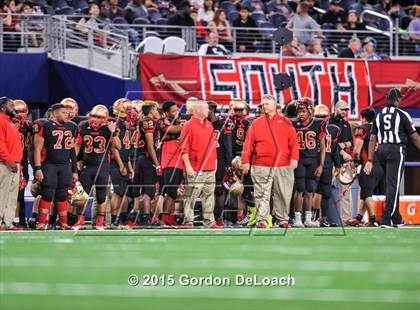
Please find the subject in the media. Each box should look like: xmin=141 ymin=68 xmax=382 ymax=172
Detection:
xmin=313 ymin=104 xmax=341 ymax=227
xmin=158 ymin=101 xmax=185 ymax=227
xmin=12 ymin=99 xmax=32 ymax=228
xmin=61 ymin=98 xmax=86 ymax=124
xmin=73 ymin=105 xmax=121 ymax=230
xmin=347 ymin=108 xmax=380 ymax=227
xmin=128 ymin=101 xmax=161 ymax=227
xmin=208 ymin=101 xmax=233 ymax=226
xmin=33 ymin=103 xmax=78 ymax=230
xmin=292 ymin=97 xmax=326 ymax=227
xmin=109 ymin=98 xmax=134 ymax=228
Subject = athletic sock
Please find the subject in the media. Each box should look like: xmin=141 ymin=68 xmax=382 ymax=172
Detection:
xmin=119 ymin=212 xmax=128 ymax=224
xmin=55 ymin=200 xmax=68 ymax=225
xmin=38 ymin=199 xmax=52 ymax=224
xmin=305 ymin=211 xmax=313 ymax=222
xmin=140 ymin=213 xmax=151 ymax=225
xmin=369 ymin=215 xmax=376 ymax=223
xmin=356 ymin=214 xmax=363 ymax=222
xmin=111 ymin=214 xmax=117 ymax=224
xmin=96 ymin=214 xmax=105 ymax=227
xmin=294 ymin=212 xmax=302 ymax=223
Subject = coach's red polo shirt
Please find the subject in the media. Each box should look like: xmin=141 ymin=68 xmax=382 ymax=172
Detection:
xmin=0 ymin=114 xmax=23 ymax=164
xmin=180 ymin=116 xmax=217 ymax=171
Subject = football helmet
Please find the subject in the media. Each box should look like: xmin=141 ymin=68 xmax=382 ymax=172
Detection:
xmin=88 ymin=105 xmax=109 ymax=128
xmin=113 ymin=98 xmax=130 ymax=119
xmin=30 ymin=180 xmax=42 ymax=197
xmin=296 ymin=97 xmax=314 ymax=113
xmin=67 ymin=181 xmax=89 ymax=209
xmin=338 ymin=162 xmax=360 ymax=185
xmin=223 ymin=167 xmax=244 ymax=197
xmin=60 ymin=98 xmax=79 ymax=120
xmin=13 ymin=99 xmax=28 ymax=122
xmin=314 ymin=104 xmax=330 ymax=118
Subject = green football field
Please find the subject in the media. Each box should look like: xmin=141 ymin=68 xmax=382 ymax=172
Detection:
xmin=1 ymin=228 xmax=419 ymax=310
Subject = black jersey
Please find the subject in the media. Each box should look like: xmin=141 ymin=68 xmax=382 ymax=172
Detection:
xmin=137 ymin=117 xmax=159 ymax=156
xmin=39 ymin=120 xmax=78 ymax=164
xmin=112 ymin=119 xmax=131 ymax=163
xmin=354 ymin=123 xmax=373 ymax=164
xmin=324 ymin=120 xmax=341 ymax=168
xmin=293 ymin=118 xmax=326 ymax=159
xmin=71 ymin=115 xmax=87 ymax=125
xmin=211 ymin=116 xmax=234 ymax=165
xmin=77 ymin=121 xmax=113 ymax=166
xmin=231 ymin=117 xmax=250 ymax=157
xmin=13 ymin=119 xmax=32 ymax=180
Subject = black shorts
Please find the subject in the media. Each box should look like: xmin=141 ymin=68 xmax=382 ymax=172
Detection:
xmin=80 ymin=163 xmax=110 ymax=204
xmin=359 ymin=161 xmax=383 ymax=200
xmin=294 ymin=157 xmax=319 ymax=193
xmin=110 ymin=162 xmax=129 ymax=197
xmin=132 ymin=155 xmax=157 ymax=199
xmin=162 ymin=167 xmax=183 ymax=199
xmin=40 ymin=162 xmax=72 ymax=202
xmin=316 ymin=166 xmax=333 ymax=199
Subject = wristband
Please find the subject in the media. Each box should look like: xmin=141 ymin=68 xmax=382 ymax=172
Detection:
xmin=34 ymin=165 xmax=41 ymax=171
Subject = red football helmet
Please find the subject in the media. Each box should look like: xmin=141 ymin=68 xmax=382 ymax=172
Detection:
xmin=61 ymin=98 xmax=79 ymax=120
xmin=13 ymin=99 xmax=28 ymax=122
xmin=296 ymin=97 xmax=314 ymax=113
xmin=88 ymin=105 xmax=109 ymax=128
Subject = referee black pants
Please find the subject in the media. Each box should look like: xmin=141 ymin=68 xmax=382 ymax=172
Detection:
xmin=376 ymin=144 xmax=405 ymax=226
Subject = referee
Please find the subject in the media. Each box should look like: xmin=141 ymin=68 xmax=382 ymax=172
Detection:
xmin=364 ymin=88 xmax=420 ymax=228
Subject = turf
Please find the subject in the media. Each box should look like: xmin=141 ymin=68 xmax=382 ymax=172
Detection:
xmin=0 ymin=228 xmax=419 ymax=310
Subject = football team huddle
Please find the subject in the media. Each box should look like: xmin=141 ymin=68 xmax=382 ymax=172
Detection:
xmin=10 ymin=96 xmax=380 ymax=230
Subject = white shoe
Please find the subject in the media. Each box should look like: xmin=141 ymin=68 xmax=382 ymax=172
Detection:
xmin=304 ymin=220 xmax=320 ymax=227
xmin=293 ymin=219 xmax=304 ymax=228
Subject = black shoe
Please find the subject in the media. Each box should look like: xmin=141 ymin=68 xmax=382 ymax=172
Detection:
xmin=380 ymin=224 xmax=394 ymax=229
xmin=27 ymin=218 xmax=37 ymax=230
xmin=393 ymin=221 xmax=405 ymax=228
xmin=320 ymin=217 xmax=330 ymax=227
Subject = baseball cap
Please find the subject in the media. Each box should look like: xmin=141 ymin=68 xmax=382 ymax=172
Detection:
xmin=386 ymin=88 xmax=403 ymax=101
xmin=331 ymin=0 xmax=342 ymax=6
xmin=335 ymin=100 xmax=349 ymax=110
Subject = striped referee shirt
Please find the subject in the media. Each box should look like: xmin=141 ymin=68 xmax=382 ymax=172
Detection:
xmin=372 ymin=105 xmax=417 ymax=145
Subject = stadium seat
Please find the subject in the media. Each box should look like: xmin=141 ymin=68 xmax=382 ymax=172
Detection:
xmin=57 ymin=6 xmax=75 ymax=15
xmin=112 ymin=17 xmax=128 ymax=24
xmin=156 ymin=18 xmax=168 ymax=25
xmin=72 ymin=0 xmax=88 ymax=11
xmin=148 ymin=9 xmax=162 ymax=23
xmin=162 ymin=36 xmax=186 ymax=55
xmin=136 ymin=36 xmax=163 ymax=53
xmin=258 ymin=21 xmax=274 ymax=39
xmin=271 ymin=13 xmax=286 ymax=28
xmin=251 ymin=11 xmax=266 ymax=24
xmin=133 ymin=17 xmax=151 ymax=25
xmin=118 ymin=0 xmax=128 ymax=8
xmin=36 ymin=0 xmax=47 ymax=7
xmin=228 ymin=11 xmax=239 ymax=24
xmin=220 ymin=1 xmax=237 ymax=14
xmin=51 ymin=0 xmax=68 ymax=10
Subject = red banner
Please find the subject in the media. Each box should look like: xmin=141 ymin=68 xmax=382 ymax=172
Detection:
xmin=140 ymin=55 xmax=420 ymax=119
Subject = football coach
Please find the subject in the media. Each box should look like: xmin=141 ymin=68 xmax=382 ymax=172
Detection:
xmin=241 ymin=94 xmax=299 ymax=228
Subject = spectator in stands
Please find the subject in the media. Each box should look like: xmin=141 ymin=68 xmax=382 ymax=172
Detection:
xmin=242 ymin=0 xmax=265 ymax=13
xmin=335 ymin=22 xmax=349 ymax=49
xmin=338 ymin=37 xmax=361 ymax=58
xmin=344 ymin=10 xmax=366 ymax=33
xmin=198 ymin=0 xmax=215 ymax=23
xmin=191 ymin=9 xmax=207 ymax=44
xmin=22 ymin=3 xmax=43 ymax=47
xmin=233 ymin=6 xmax=259 ymax=52
xmin=124 ymin=0 xmax=148 ymax=24
xmin=208 ymin=9 xmax=233 ymax=48
xmin=305 ymin=38 xmax=324 ymax=57
xmin=156 ymin=0 xmax=175 ymax=18
xmin=350 ymin=0 xmax=373 ymax=16
xmin=1 ymin=0 xmax=22 ymax=51
xmin=374 ymin=0 xmax=407 ymax=22
xmin=286 ymin=1 xmax=321 ymax=45
xmin=144 ymin=0 xmax=159 ymax=11
xmin=100 ymin=0 xmax=125 ymax=21
xmin=305 ymin=0 xmax=321 ymax=24
xmin=282 ymin=36 xmax=305 ymax=56
xmin=167 ymin=0 xmax=194 ymax=26
xmin=198 ymin=31 xmax=230 ymax=55
xmin=77 ymin=3 xmax=104 ymax=32
xmin=361 ymin=36 xmax=381 ymax=60
xmin=320 ymin=0 xmax=346 ymax=26
xmin=407 ymin=7 xmax=420 ymax=54
xmin=266 ymin=0 xmax=293 ymax=20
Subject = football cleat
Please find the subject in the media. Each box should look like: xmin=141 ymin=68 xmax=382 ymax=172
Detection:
xmin=245 ymin=207 xmax=257 ymax=227
xmin=36 ymin=223 xmax=47 ymax=231
xmin=95 ymin=224 xmax=105 ymax=231
xmin=345 ymin=219 xmax=363 ymax=227
xmin=59 ymin=223 xmax=71 ymax=230
xmin=364 ymin=221 xmax=379 ymax=227
xmin=27 ymin=218 xmax=37 ymax=230
xmin=304 ymin=220 xmax=320 ymax=228
xmin=126 ymin=221 xmax=139 ymax=230
xmin=380 ymin=224 xmax=395 ymax=229
xmin=256 ymin=222 xmax=267 ymax=229
xmin=215 ymin=218 xmax=224 ymax=228
xmin=320 ymin=217 xmax=331 ymax=227
xmin=293 ymin=218 xmax=304 ymax=228
xmin=393 ymin=221 xmax=405 ymax=228
xmin=210 ymin=222 xmax=224 ymax=229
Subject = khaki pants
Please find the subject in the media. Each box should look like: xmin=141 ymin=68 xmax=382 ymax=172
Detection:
xmin=183 ymin=170 xmax=216 ymax=227
xmin=0 ymin=163 xmax=20 ymax=227
xmin=251 ymin=166 xmax=294 ymax=225
xmin=338 ymin=180 xmax=353 ymax=223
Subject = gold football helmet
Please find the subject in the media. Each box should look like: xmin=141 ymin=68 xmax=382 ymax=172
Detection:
xmin=314 ymin=104 xmax=330 ymax=118
xmin=13 ymin=99 xmax=28 ymax=122
xmin=61 ymin=98 xmax=79 ymax=120
xmin=113 ymin=98 xmax=131 ymax=119
xmin=338 ymin=162 xmax=360 ymax=185
xmin=30 ymin=180 xmax=42 ymax=198
xmin=67 ymin=182 xmax=89 ymax=209
xmin=89 ymin=105 xmax=109 ymax=128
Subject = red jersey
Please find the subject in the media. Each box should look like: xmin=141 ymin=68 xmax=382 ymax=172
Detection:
xmin=180 ymin=116 xmax=217 ymax=171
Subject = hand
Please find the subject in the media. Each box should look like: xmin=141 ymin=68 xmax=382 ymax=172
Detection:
xmin=339 ymin=142 xmax=346 ymax=149
xmin=315 ymin=165 xmax=323 ymax=177
xmin=155 ymin=165 xmax=162 ymax=176
xmin=186 ymin=166 xmax=195 ymax=177
xmin=364 ymin=161 xmax=373 ymax=175
xmin=241 ymin=163 xmax=250 ymax=174
xmin=35 ymin=170 xmax=44 ymax=182
xmin=19 ymin=177 xmax=27 ymax=191
xmin=128 ymin=167 xmax=135 ymax=180
xmin=289 ymin=159 xmax=298 ymax=170
xmin=119 ymin=165 xmax=127 ymax=176
xmin=6 ymin=162 xmax=18 ymax=173
xmin=72 ymin=173 xmax=78 ymax=183
xmin=107 ymin=121 xmax=116 ymax=133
